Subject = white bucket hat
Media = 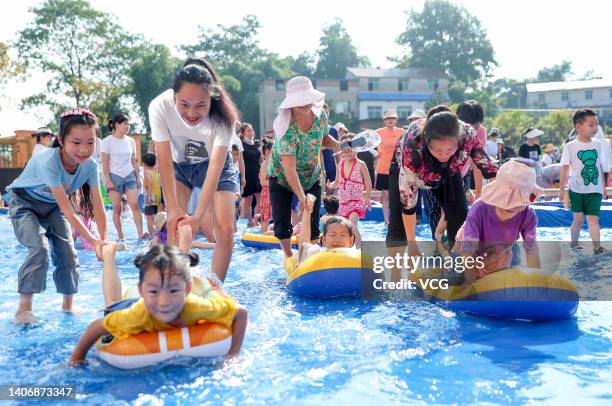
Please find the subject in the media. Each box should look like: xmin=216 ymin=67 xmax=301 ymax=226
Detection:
xmin=524 ymin=128 xmax=543 ymax=139
xmin=273 ymin=77 xmax=325 ymax=139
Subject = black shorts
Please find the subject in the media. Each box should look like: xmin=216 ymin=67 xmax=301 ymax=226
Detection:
xmin=144 ymin=205 xmax=158 ymax=216
xmin=375 ymin=173 xmax=389 ymax=191
xmin=269 ymin=177 xmax=321 ymax=241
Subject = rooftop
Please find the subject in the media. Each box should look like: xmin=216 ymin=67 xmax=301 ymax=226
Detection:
xmin=527 ymin=79 xmax=612 ymax=93
xmin=346 ymin=67 xmax=446 ymax=79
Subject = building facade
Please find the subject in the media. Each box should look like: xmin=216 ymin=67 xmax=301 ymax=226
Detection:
xmin=258 ymin=67 xmax=449 ymax=134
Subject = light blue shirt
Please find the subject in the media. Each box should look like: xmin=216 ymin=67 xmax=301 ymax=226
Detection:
xmin=8 ymin=147 xmax=99 ymax=203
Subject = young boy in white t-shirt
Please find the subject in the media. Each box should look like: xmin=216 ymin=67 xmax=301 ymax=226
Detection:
xmin=559 ymin=108 xmax=607 ymax=254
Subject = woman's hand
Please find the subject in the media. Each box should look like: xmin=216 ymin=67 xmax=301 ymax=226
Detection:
xmin=167 ymin=206 xmax=190 ymax=244
xmin=92 ymin=239 xmax=107 ymax=261
xmin=363 ymin=196 xmax=372 ymax=209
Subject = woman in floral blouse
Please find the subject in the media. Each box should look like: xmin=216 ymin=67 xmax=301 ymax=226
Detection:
xmin=386 ymin=108 xmax=497 ymax=256
xmin=268 ymin=77 xmax=341 ymax=271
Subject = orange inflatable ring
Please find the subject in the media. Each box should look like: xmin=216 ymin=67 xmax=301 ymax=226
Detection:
xmin=96 ymin=322 xmax=232 ymax=369
xmin=96 ymin=276 xmax=233 ymax=369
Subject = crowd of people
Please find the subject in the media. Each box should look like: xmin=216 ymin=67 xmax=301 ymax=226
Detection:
xmin=2 ymin=57 xmax=610 ymax=364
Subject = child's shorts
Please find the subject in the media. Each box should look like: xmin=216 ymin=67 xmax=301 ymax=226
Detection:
xmin=109 ymin=172 xmax=137 ymax=194
xmin=144 ymin=205 xmax=158 ymax=216
xmin=569 ymin=190 xmax=602 ymax=216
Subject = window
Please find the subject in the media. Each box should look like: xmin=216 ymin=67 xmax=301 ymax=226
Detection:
xmin=397 ymin=106 xmax=412 ymax=119
xmin=335 ymin=101 xmax=350 ymax=115
xmin=538 ymin=93 xmax=545 ymax=104
xmin=585 ymin=90 xmax=593 ymax=100
xmin=561 ymin=92 xmax=569 ymax=101
xmin=340 ymin=80 xmax=349 ymax=91
xmin=275 ymin=80 xmax=284 ymax=91
xmin=368 ymin=78 xmax=380 ymax=91
xmin=609 ymin=88 xmax=612 ymax=99
xmin=427 ymin=79 xmax=439 ymax=92
xmin=398 ymin=79 xmax=410 ymax=91
xmin=367 ymin=106 xmax=382 ymax=119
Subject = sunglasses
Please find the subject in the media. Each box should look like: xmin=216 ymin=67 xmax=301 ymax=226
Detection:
xmin=60 ymin=108 xmax=97 ymax=120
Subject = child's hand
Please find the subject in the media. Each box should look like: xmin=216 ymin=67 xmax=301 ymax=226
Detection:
xmin=326 ymin=180 xmax=337 ymax=189
xmin=364 ymin=196 xmax=372 ymax=209
xmin=68 ymin=357 xmax=88 ymax=368
xmin=559 ymin=190 xmax=564 ymax=202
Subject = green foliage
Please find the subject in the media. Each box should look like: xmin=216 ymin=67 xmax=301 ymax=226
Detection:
xmin=129 ymin=43 xmax=180 ymax=131
xmin=288 ymin=52 xmax=316 ymax=77
xmin=15 ymin=0 xmax=137 ymax=119
xmin=314 ymin=18 xmax=369 ymax=79
xmin=424 ymin=91 xmax=449 ymax=111
xmin=536 ymin=110 xmax=573 ymax=146
xmin=536 ymin=60 xmax=572 ymax=82
xmin=397 ymin=0 xmax=496 ymax=84
xmin=183 ymin=15 xmax=299 ymax=131
xmin=489 ymin=111 xmax=535 ymax=148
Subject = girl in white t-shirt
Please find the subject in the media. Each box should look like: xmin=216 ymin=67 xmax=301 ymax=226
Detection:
xmin=148 ymin=58 xmax=240 ymax=282
xmin=101 ymin=113 xmax=145 ymax=240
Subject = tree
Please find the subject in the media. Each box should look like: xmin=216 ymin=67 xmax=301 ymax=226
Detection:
xmin=182 ymin=15 xmax=298 ymax=131
xmin=0 ymin=42 xmax=24 ymax=85
xmin=536 ymin=60 xmax=572 ymax=82
xmin=536 ymin=110 xmax=573 ymax=146
xmin=489 ymin=111 xmax=535 ymax=148
xmin=396 ymin=0 xmax=496 ymax=84
xmin=15 ymin=0 xmax=138 ymax=121
xmin=129 ymin=43 xmax=180 ymax=131
xmin=288 ymin=52 xmax=316 ymax=77
xmin=314 ymin=18 xmax=369 ymax=79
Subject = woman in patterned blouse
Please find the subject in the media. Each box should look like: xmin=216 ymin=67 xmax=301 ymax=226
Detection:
xmin=386 ymin=108 xmax=498 ymax=256
xmin=268 ymin=77 xmax=341 ymax=270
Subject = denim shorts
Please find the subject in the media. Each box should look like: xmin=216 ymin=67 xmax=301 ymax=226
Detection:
xmin=173 ymin=153 xmax=236 ymax=192
xmin=109 ymin=172 xmax=137 ymax=194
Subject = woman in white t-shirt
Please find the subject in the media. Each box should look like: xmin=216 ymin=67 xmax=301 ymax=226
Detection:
xmin=148 ymin=58 xmax=239 ymax=282
xmin=101 ymin=113 xmax=145 ymax=240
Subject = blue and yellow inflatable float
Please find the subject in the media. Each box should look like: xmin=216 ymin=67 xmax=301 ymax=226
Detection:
xmin=241 ymin=233 xmax=298 ymax=250
xmin=411 ymin=267 xmax=579 ymax=321
xmin=286 ymin=249 xmax=366 ymax=298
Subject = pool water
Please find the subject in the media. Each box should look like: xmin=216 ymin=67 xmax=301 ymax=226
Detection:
xmin=0 ymin=214 xmax=611 ymax=405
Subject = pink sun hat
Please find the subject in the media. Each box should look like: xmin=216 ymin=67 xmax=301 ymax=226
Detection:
xmin=273 ymin=76 xmax=325 ymax=139
xmin=480 ymin=158 xmax=544 ymax=210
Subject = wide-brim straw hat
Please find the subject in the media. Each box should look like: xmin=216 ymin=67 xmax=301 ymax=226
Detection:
xmin=481 ymin=158 xmax=543 ymax=210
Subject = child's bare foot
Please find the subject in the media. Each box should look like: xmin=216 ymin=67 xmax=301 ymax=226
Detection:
xmin=178 ymin=223 xmax=193 ymax=252
xmin=102 ymin=242 xmax=123 ymax=258
xmin=14 ymin=310 xmax=37 ymax=324
xmin=306 ymin=193 xmax=317 ymax=208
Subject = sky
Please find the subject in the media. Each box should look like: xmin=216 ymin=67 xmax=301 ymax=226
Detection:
xmin=1 ymin=0 xmax=611 ymax=135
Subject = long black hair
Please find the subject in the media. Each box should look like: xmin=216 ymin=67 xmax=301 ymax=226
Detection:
xmin=69 ymin=183 xmax=94 ymax=221
xmin=173 ymin=58 xmax=240 ymax=130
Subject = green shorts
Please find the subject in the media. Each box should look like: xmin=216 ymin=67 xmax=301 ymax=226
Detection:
xmin=569 ymin=190 xmax=602 ymax=216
